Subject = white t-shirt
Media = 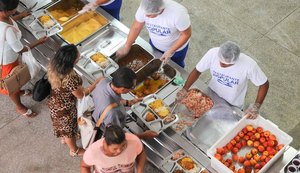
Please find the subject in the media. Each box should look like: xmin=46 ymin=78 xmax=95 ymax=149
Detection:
xmin=87 ymin=0 xmax=115 ymax=6
xmin=135 ymin=0 xmax=190 ymax=52
xmin=0 ymin=20 xmax=23 ymax=65
xmin=196 ymin=47 xmax=268 ymax=108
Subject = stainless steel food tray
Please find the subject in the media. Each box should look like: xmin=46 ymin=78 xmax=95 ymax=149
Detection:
xmin=114 ymin=44 xmax=154 ymax=72
xmin=46 ymin=0 xmax=84 ymax=25
xmin=131 ymin=94 xmax=179 ymax=133
xmin=58 ymin=11 xmax=110 ymax=45
xmin=81 ymin=48 xmax=119 ymax=76
xmin=130 ymin=59 xmax=178 ymax=98
xmin=161 ymin=149 xmax=206 ymax=173
xmin=22 ymin=9 xmax=63 ymax=39
xmin=20 ymin=0 xmax=57 ymax=11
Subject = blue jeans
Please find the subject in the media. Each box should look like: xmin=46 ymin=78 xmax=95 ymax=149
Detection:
xmin=101 ymin=0 xmax=122 ymax=20
xmin=149 ymin=39 xmax=189 ymax=68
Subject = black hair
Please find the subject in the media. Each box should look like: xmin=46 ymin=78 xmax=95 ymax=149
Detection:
xmin=0 ymin=0 xmax=19 ymax=11
xmin=50 ymin=44 xmax=78 ymax=75
xmin=111 ymin=67 xmax=137 ymax=89
xmin=104 ymin=125 xmax=125 ymax=145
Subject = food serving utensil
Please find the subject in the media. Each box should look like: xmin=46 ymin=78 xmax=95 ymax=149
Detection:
xmin=157 ymin=60 xmax=165 ymax=73
xmin=27 ymin=2 xmax=38 ymax=12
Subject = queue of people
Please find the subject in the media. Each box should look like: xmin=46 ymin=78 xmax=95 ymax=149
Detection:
xmin=0 ymin=0 xmax=270 ymax=173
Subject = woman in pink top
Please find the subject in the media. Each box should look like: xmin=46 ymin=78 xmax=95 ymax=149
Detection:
xmin=80 ymin=125 xmax=146 ymax=173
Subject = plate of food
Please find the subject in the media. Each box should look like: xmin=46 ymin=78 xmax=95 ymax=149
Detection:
xmin=131 ymin=95 xmax=179 ymax=133
xmin=22 ymin=9 xmax=62 ymax=38
xmin=162 ymin=149 xmax=207 ymax=173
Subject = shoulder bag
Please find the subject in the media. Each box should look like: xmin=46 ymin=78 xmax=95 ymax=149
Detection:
xmin=32 ymin=73 xmax=51 ymax=101
xmin=0 ymin=26 xmax=30 ymax=95
xmin=78 ymin=101 xmax=118 ymax=149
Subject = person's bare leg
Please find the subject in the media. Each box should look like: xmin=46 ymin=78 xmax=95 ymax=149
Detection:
xmin=9 ymin=92 xmax=37 ymax=117
xmin=64 ymin=137 xmax=85 ymax=156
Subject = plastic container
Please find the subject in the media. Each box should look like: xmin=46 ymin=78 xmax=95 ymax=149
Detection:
xmin=207 ymin=115 xmax=293 ymax=173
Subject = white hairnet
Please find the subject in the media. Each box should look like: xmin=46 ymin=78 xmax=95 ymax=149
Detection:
xmin=140 ymin=0 xmax=165 ymax=15
xmin=218 ymin=41 xmax=240 ymax=64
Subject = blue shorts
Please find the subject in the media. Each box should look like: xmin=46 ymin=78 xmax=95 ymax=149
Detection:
xmin=101 ymin=0 xmax=122 ymax=20
xmin=149 ymin=39 xmax=189 ymax=68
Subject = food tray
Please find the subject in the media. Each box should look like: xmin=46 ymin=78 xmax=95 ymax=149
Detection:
xmin=22 ymin=9 xmax=63 ymax=39
xmin=207 ymin=115 xmax=293 ymax=173
xmin=169 ymin=87 xmax=214 ymax=135
xmin=58 ymin=11 xmax=109 ymax=45
xmin=81 ymin=48 xmax=118 ymax=76
xmin=115 ymin=44 xmax=153 ymax=72
xmin=47 ymin=0 xmax=84 ymax=24
xmin=131 ymin=59 xmax=177 ymax=98
xmin=161 ymin=149 xmax=206 ymax=173
xmin=181 ymin=88 xmax=214 ymax=117
xmin=131 ymin=95 xmax=179 ymax=133
xmin=280 ymin=152 xmax=300 ymax=173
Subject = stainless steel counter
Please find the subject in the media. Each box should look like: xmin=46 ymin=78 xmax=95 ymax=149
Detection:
xmin=16 ymin=3 xmax=297 ymax=173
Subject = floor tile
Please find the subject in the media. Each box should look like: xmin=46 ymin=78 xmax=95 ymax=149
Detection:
xmin=266 ymin=7 xmax=300 ymax=57
xmin=209 ymin=0 xmax=300 ymax=34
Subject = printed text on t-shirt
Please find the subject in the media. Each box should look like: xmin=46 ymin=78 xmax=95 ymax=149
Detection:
xmin=146 ymin=23 xmax=171 ymax=36
xmin=212 ymin=71 xmax=239 ymax=88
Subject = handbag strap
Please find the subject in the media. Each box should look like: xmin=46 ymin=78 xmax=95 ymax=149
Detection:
xmin=95 ymin=103 xmax=118 ymax=128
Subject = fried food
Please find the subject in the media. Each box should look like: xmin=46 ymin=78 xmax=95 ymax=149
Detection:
xmin=149 ymin=99 xmax=170 ymax=118
xmin=38 ymin=15 xmax=55 ymax=28
xmin=91 ymin=52 xmax=109 ymax=68
xmin=50 ymin=8 xmax=78 ymax=24
xmin=132 ymin=77 xmax=169 ymax=98
xmin=178 ymin=157 xmax=195 ymax=170
xmin=145 ymin=112 xmax=156 ymax=122
xmin=149 ymin=99 xmax=164 ymax=109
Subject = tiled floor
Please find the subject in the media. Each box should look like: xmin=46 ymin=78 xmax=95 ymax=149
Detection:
xmin=0 ymin=0 xmax=299 ymax=172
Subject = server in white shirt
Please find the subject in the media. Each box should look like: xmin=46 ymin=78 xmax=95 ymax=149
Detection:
xmin=177 ymin=41 xmax=269 ymax=119
xmin=81 ymin=0 xmax=122 ymax=20
xmin=117 ymin=0 xmax=192 ymax=68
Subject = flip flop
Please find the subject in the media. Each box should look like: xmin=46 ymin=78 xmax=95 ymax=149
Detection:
xmin=21 ymin=89 xmax=32 ymax=96
xmin=70 ymin=148 xmax=85 ymax=157
xmin=20 ymin=109 xmax=37 ymax=118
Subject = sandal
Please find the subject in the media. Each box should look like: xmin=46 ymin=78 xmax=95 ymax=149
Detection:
xmin=18 ymin=108 xmax=37 ymax=118
xmin=21 ymin=89 xmax=32 ymax=96
xmin=70 ymin=148 xmax=85 ymax=157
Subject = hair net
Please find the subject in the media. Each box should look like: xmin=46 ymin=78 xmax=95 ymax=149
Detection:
xmin=140 ymin=0 xmax=165 ymax=15
xmin=218 ymin=41 xmax=240 ymax=64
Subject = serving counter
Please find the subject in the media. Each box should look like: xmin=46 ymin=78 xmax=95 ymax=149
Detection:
xmin=16 ymin=2 xmax=297 ymax=173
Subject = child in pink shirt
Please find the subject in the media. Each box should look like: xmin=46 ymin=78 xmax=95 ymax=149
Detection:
xmin=80 ymin=125 xmax=146 ymax=173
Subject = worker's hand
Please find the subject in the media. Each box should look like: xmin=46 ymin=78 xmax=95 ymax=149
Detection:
xmin=116 ymin=45 xmax=131 ymax=58
xmin=37 ymin=36 xmax=48 ymax=44
xmin=176 ymin=88 xmax=187 ymax=102
xmin=19 ymin=10 xmax=31 ymax=18
xmin=142 ymin=130 xmax=159 ymax=139
xmin=79 ymin=2 xmax=97 ymax=14
xmin=160 ymin=50 xmax=174 ymax=65
xmin=245 ymin=103 xmax=260 ymax=119
xmin=129 ymin=97 xmax=143 ymax=106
